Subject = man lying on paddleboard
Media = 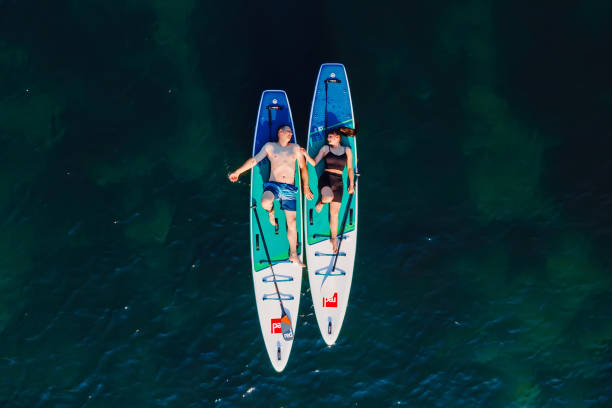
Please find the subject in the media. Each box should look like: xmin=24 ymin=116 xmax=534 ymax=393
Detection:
xmin=229 ymin=125 xmax=314 ymax=267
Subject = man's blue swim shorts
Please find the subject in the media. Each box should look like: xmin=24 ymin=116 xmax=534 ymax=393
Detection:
xmin=263 ymin=181 xmax=298 ymax=211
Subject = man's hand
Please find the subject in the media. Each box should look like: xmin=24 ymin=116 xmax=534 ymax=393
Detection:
xmin=348 ymin=184 xmax=354 ymax=194
xmin=304 ymin=187 xmax=314 ymax=200
xmin=228 ymin=172 xmax=239 ymax=182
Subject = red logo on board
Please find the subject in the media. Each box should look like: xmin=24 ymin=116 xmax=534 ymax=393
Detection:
xmin=271 ymin=318 xmax=282 ymax=333
xmin=322 ymin=293 xmax=338 ymax=308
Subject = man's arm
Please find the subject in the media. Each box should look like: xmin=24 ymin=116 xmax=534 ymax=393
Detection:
xmin=296 ymin=146 xmax=314 ymax=200
xmin=313 ymin=145 xmax=329 ymax=165
xmin=228 ymin=143 xmax=269 ymax=182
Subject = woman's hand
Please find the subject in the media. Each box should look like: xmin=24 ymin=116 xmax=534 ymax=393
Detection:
xmin=228 ymin=172 xmax=239 ymax=182
xmin=348 ymin=184 xmax=354 ymax=194
xmin=300 ymin=147 xmax=315 ymax=166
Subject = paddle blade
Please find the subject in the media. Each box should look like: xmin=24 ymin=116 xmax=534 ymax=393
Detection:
xmin=280 ymin=314 xmax=293 ymax=341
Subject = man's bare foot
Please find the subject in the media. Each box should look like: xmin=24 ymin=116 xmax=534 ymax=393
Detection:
xmin=289 ymin=252 xmax=305 ymax=268
xmin=267 ymin=208 xmax=276 ymax=226
xmin=315 ymin=201 xmax=324 ymax=213
xmin=330 ymin=237 xmax=338 ymax=253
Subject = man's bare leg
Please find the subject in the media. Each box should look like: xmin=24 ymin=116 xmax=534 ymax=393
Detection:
xmin=284 ymin=210 xmax=305 ymax=267
xmin=329 ymin=202 xmax=341 ymax=253
xmin=316 ymin=186 xmax=333 ymax=213
xmin=261 ymin=191 xmax=276 ymax=226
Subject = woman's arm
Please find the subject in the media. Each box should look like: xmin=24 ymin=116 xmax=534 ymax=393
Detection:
xmin=299 ymin=147 xmax=316 ymax=166
xmin=346 ymin=147 xmax=354 ymax=194
xmin=296 ymin=146 xmax=314 ymax=200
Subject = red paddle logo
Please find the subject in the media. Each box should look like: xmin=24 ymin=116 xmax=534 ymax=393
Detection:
xmin=271 ymin=318 xmax=282 ymax=334
xmin=322 ymin=293 xmax=338 ymax=308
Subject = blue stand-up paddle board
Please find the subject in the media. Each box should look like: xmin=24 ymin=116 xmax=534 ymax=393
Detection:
xmin=250 ymin=90 xmax=303 ymax=372
xmin=304 ymin=64 xmax=358 ymax=345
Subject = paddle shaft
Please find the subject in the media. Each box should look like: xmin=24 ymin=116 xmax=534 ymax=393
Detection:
xmin=323 ymin=78 xmax=341 ymax=135
xmin=322 ymin=76 xmax=354 ymax=271
xmin=266 ymin=105 xmax=282 ymax=141
xmin=268 ymin=107 xmax=272 ymax=139
xmin=252 ymin=204 xmax=287 ymax=317
xmin=324 ymin=80 xmax=328 ymax=135
xmin=332 ymin=175 xmax=357 ymax=272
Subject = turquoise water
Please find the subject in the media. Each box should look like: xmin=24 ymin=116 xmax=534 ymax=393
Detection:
xmin=1 ymin=1 xmax=611 ymax=406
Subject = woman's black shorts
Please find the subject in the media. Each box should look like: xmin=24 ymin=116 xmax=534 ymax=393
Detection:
xmin=318 ymin=171 xmax=344 ymax=203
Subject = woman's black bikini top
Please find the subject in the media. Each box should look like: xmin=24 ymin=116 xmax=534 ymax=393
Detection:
xmin=324 ymin=147 xmax=347 ymax=171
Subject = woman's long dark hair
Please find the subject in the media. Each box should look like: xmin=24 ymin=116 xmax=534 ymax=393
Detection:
xmin=327 ymin=126 xmax=357 ymax=142
xmin=335 ymin=126 xmax=357 ymax=137
xmin=327 ymin=126 xmax=357 ymax=147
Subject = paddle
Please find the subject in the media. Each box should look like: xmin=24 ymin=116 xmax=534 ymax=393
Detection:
xmin=332 ymin=173 xmax=358 ymax=272
xmin=324 ymin=78 xmax=342 ymax=134
xmin=266 ymin=105 xmax=282 ymax=140
xmin=251 ymin=201 xmax=294 ymax=341
xmin=323 ymin=75 xmax=353 ymax=272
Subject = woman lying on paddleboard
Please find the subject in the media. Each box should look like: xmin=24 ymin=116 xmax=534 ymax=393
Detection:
xmin=302 ymin=127 xmax=355 ymax=253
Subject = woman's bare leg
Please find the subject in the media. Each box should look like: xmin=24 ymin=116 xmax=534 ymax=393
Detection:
xmin=316 ymin=186 xmax=333 ymax=212
xmin=329 ymin=201 xmax=341 ymax=253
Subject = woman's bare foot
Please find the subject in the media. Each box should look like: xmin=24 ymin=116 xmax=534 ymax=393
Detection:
xmin=267 ymin=208 xmax=276 ymax=226
xmin=315 ymin=201 xmax=324 ymax=213
xmin=330 ymin=237 xmax=338 ymax=253
xmin=289 ymin=252 xmax=305 ymax=268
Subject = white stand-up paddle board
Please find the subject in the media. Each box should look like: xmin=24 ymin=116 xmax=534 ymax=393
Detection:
xmin=250 ymin=90 xmax=303 ymax=371
xmin=304 ymin=64 xmax=358 ymax=345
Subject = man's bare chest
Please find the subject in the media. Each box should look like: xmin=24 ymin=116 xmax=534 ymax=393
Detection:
xmin=269 ymin=147 xmax=295 ymax=164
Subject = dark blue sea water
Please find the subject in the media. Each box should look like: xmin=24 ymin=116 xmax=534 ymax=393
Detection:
xmin=1 ymin=1 xmax=612 ymax=406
